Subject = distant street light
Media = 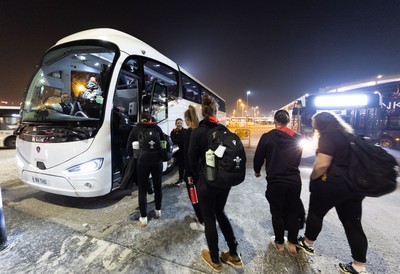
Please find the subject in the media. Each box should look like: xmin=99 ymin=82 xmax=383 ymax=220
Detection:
xmin=246 ymin=91 xmax=251 ymax=126
xmin=253 ymin=106 xmax=258 ymax=117
xmin=246 ymin=91 xmax=251 ymax=113
xmin=241 ymin=103 xmax=245 ymax=117
xmin=236 ymin=99 xmax=242 ymax=116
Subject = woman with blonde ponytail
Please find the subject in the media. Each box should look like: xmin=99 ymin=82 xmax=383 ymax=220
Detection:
xmin=188 ymin=94 xmax=243 ymax=272
xmin=183 ymin=105 xmax=203 ymax=231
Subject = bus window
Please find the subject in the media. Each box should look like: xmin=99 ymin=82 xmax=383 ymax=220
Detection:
xmin=22 ymin=44 xmax=116 ymax=122
xmin=143 ymin=59 xmax=178 ymax=98
xmin=113 ymin=58 xmax=140 ymax=123
xmin=388 ymin=116 xmax=400 ymax=130
xmin=201 ymin=86 xmax=226 ymax=112
xmin=142 ymin=59 xmax=178 ymax=121
xmin=0 ymin=116 xmax=19 ymax=130
xmin=0 ymin=106 xmax=20 ymax=148
xmin=182 ymin=74 xmax=201 ymax=103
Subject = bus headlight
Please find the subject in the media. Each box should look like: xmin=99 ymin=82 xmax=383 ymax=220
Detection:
xmin=299 ymin=139 xmax=313 ymax=150
xmin=66 ymin=158 xmax=103 ymax=173
xmin=299 ymin=138 xmax=317 ymax=158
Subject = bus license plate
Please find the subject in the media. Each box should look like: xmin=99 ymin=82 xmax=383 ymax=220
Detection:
xmin=32 ymin=176 xmax=48 ymax=185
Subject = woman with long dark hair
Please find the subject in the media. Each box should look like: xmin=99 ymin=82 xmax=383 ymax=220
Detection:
xmin=296 ymin=111 xmax=368 ymax=274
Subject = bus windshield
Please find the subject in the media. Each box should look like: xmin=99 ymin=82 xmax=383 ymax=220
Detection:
xmin=0 ymin=107 xmax=19 ymax=130
xmin=21 ymin=44 xmax=117 ymax=123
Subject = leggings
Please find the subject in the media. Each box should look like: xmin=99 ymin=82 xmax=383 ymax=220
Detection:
xmin=305 ymin=178 xmax=368 ymax=263
xmin=136 ymin=161 xmax=163 ymax=217
xmin=198 ymin=177 xmax=238 ymax=264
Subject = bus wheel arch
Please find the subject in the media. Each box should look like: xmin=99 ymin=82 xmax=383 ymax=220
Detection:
xmin=379 ymin=135 xmax=395 ymax=149
xmin=163 ymin=157 xmax=176 ymax=175
xmin=4 ymin=135 xmax=16 ymax=149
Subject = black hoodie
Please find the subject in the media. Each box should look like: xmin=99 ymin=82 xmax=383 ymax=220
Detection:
xmin=253 ymin=128 xmax=303 ymax=185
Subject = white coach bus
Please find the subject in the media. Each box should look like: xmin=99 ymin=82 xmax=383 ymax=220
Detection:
xmin=0 ymin=106 xmax=20 ymax=148
xmin=16 ymin=28 xmax=226 ymax=197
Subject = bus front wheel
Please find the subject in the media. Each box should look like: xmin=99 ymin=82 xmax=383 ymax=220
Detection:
xmin=4 ymin=136 xmax=16 ymax=149
xmin=379 ymin=136 xmax=395 ymax=149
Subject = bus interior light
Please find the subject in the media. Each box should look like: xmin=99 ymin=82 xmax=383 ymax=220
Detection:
xmin=67 ymin=158 xmax=103 ymax=173
xmin=314 ymin=94 xmax=369 ymax=108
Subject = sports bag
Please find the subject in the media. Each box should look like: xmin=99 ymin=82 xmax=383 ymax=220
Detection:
xmin=343 ymin=134 xmax=398 ymax=197
xmin=204 ymin=124 xmax=246 ymax=188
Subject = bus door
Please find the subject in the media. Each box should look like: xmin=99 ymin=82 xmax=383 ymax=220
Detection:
xmin=111 ymin=58 xmax=140 ymax=187
xmin=141 ymin=58 xmax=178 ymax=124
xmin=111 ymin=57 xmax=178 ymax=188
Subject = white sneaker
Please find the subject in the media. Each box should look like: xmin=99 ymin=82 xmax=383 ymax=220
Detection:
xmin=154 ymin=209 xmax=161 ymax=219
xmin=139 ymin=216 xmax=147 ymax=227
xmin=190 ymin=222 xmax=205 ymax=232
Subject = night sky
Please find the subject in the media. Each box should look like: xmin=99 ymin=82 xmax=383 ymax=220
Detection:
xmin=2 ymin=1 xmax=400 ymax=115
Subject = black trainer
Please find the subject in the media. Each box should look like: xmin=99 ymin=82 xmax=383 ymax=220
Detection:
xmin=295 ymin=236 xmax=315 ymax=256
xmin=339 ymin=262 xmax=367 ymax=274
xmin=174 ymin=180 xmax=183 ymax=186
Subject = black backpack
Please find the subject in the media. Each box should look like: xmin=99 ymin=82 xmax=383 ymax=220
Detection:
xmin=138 ymin=127 xmax=161 ymax=151
xmin=343 ymin=134 xmax=398 ymax=197
xmin=137 ymin=126 xmax=162 ymax=164
xmin=204 ymin=124 xmax=246 ymax=188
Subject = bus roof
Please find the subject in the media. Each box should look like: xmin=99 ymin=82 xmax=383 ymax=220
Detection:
xmin=54 ymin=28 xmax=178 ymax=75
xmin=53 ymin=28 xmax=225 ymax=103
xmin=320 ymin=74 xmax=400 ymax=93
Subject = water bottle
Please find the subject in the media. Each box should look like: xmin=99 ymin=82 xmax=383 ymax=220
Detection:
xmin=189 ymin=184 xmax=198 ymax=204
xmin=205 ymin=149 xmax=216 ymax=181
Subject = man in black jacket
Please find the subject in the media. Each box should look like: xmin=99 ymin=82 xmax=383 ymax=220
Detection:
xmin=253 ymin=109 xmax=303 ymax=256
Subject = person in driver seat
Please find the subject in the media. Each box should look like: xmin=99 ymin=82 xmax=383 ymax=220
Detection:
xmin=52 ymin=93 xmax=73 ymax=114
